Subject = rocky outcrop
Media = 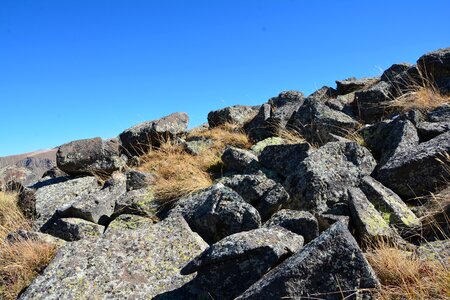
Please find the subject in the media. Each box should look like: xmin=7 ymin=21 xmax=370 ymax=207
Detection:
xmin=335 ymin=77 xmax=378 ymax=95
xmin=119 ymin=112 xmax=189 ymax=157
xmin=356 ymin=81 xmax=394 ymax=123
xmin=259 ymin=143 xmax=312 ymax=178
xmin=221 ymin=146 xmax=259 ymax=173
xmin=417 ymin=47 xmax=450 ymax=94
xmin=42 ymin=218 xmax=104 ymax=241
xmin=208 ymin=105 xmax=259 ymax=127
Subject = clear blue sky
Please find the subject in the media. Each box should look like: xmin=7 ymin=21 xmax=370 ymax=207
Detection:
xmin=1 ymin=0 xmax=449 ymax=156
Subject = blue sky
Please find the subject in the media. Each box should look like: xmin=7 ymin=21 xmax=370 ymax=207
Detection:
xmin=1 ymin=0 xmax=449 ymax=156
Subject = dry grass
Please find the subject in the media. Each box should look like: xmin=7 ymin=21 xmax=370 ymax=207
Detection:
xmin=139 ymin=123 xmax=251 ymax=207
xmin=390 ymin=87 xmax=449 ymax=113
xmin=275 ymin=127 xmax=309 ymax=145
xmin=366 ymin=242 xmax=450 ymax=299
xmin=0 ymin=192 xmax=57 ymax=300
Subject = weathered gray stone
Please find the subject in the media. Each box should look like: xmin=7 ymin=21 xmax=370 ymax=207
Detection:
xmin=33 ymin=176 xmax=101 ymax=229
xmin=360 ymin=176 xmax=420 ymax=231
xmin=57 ymin=137 xmax=124 ymax=176
xmin=119 ymin=112 xmax=189 ymax=157
xmin=427 ymin=103 xmax=450 ymax=122
xmin=348 ymin=188 xmax=397 ymax=244
xmin=415 ymin=240 xmax=450 ymax=265
xmin=259 ymin=143 xmax=312 ymax=178
xmin=6 ymin=229 xmax=65 ymax=248
xmin=169 ymin=184 xmax=261 ymax=243
xmin=125 ymin=169 xmax=154 ymax=191
xmin=236 ymin=221 xmax=380 ymax=300
xmin=284 ymin=142 xmax=376 ymax=213
xmin=105 ymin=214 xmax=157 ymax=235
xmin=221 ymin=146 xmax=259 ymax=173
xmin=56 ymin=173 xmax=126 ymax=225
xmin=183 ymin=137 xmax=214 ymax=156
xmin=250 ymin=137 xmax=284 ymax=156
xmin=356 ymin=81 xmax=394 ymax=123
xmin=416 ymin=121 xmax=450 ymax=142
xmin=315 ymin=213 xmax=350 ymax=232
xmin=19 ymin=215 xmax=208 ymax=300
xmin=42 ymin=218 xmax=104 ymax=241
xmin=336 ymin=77 xmax=378 ymax=95
xmin=207 ymin=105 xmax=259 ymax=128
xmin=287 ymin=98 xmax=360 ymax=144
xmin=377 ymin=131 xmax=450 ymax=198
xmin=245 ymin=91 xmax=304 ymax=142
xmin=180 ymin=227 xmax=303 ymax=299
xmin=264 ymin=209 xmax=319 ymax=243
xmin=113 ymin=188 xmax=156 ymax=217
xmin=417 ymin=47 xmax=450 ymax=94
xmin=308 ymin=86 xmax=337 ymax=101
xmin=381 ymin=63 xmax=412 ymax=82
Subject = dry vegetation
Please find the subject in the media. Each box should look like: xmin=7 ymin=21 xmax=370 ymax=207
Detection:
xmin=0 ymin=192 xmax=56 ymax=300
xmin=139 ymin=123 xmax=251 ymax=207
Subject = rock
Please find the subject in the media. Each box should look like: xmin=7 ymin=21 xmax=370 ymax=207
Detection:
xmin=41 ymin=167 xmax=68 ymax=179
xmin=417 ymin=47 xmax=450 ymax=94
xmin=348 ymin=188 xmax=397 ymax=244
xmin=19 ymin=215 xmax=208 ymax=300
xmin=17 ymin=187 xmax=37 ymax=219
xmin=264 ymin=209 xmax=319 ymax=243
xmin=324 ymin=92 xmax=357 ymax=116
xmin=33 ymin=176 xmax=101 ymax=229
xmin=335 ymin=77 xmax=378 ymax=95
xmin=250 ymin=137 xmax=284 ymax=156
xmin=179 ymin=227 xmax=303 ymax=299
xmin=259 ymin=143 xmax=312 ymax=178
xmin=119 ymin=112 xmax=189 ymax=157
xmin=42 ymin=218 xmax=104 ymax=241
xmin=287 ymin=98 xmax=360 ymax=144
xmin=169 ymin=184 xmax=261 ymax=243
xmin=105 ymin=214 xmax=156 ymax=235
xmin=55 ymin=173 xmax=126 ymax=225
xmin=415 ymin=240 xmax=450 ymax=265
xmin=420 ymin=199 xmax=450 ymax=242
xmin=236 ymin=221 xmax=380 ymax=300
xmin=308 ymin=86 xmax=337 ymax=101
xmin=220 ymin=174 xmax=289 ymax=221
xmin=360 ymin=176 xmax=420 ymax=231
xmin=207 ymin=105 xmax=259 ymax=128
xmin=416 ymin=121 xmax=450 ymax=142
xmin=56 ymin=137 xmax=124 ymax=176
xmin=381 ymin=63 xmax=412 ymax=82
xmin=221 ymin=146 xmax=259 ymax=173
xmin=356 ymin=81 xmax=394 ymax=123
xmin=284 ymin=142 xmax=376 ymax=213
xmin=315 ymin=213 xmax=350 ymax=232
xmin=6 ymin=229 xmax=65 ymax=247
xmin=244 ymin=91 xmax=304 ymax=142
xmin=427 ymin=103 xmax=450 ymax=122
xmin=183 ymin=137 xmax=214 ymax=156
xmin=113 ymin=188 xmax=156 ymax=217
xmin=377 ymin=131 xmax=450 ymax=198
xmin=125 ymin=170 xmax=154 ymax=191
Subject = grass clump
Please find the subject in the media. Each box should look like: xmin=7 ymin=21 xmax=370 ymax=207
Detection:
xmin=139 ymin=123 xmax=251 ymax=207
xmin=0 ymin=191 xmax=57 ymax=300
xmin=366 ymin=241 xmax=449 ymax=299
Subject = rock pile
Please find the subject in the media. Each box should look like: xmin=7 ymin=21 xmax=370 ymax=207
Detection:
xmin=6 ymin=47 xmax=449 ymax=299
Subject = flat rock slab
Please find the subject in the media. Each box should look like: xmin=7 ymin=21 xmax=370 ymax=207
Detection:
xmin=19 ymin=215 xmax=208 ymax=300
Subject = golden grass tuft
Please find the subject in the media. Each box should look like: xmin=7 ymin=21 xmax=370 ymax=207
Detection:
xmin=390 ymin=87 xmax=449 ymax=113
xmin=0 ymin=191 xmax=57 ymax=300
xmin=139 ymin=123 xmax=251 ymax=206
xmin=366 ymin=242 xmax=450 ymax=300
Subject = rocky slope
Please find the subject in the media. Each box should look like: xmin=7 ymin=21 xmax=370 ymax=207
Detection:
xmin=5 ymin=47 xmax=450 ymax=299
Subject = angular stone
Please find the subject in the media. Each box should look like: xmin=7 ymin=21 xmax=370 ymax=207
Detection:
xmin=417 ymin=47 xmax=450 ymax=94
xmin=315 ymin=213 xmax=350 ymax=232
xmin=57 ymin=137 xmax=124 ymax=176
xmin=360 ymin=176 xmax=420 ymax=231
xmin=221 ymin=146 xmax=259 ymax=173
xmin=179 ymin=227 xmax=303 ymax=299
xmin=125 ymin=170 xmax=154 ymax=191
xmin=119 ymin=112 xmax=189 ymax=157
xmin=236 ymin=221 xmax=380 ymax=300
xmin=55 ymin=173 xmax=126 ymax=225
xmin=284 ymin=142 xmax=376 ymax=213
xmin=427 ymin=103 xmax=450 ymax=122
xmin=308 ymin=86 xmax=337 ymax=101
xmin=19 ymin=216 xmax=208 ymax=300
xmin=259 ymin=143 xmax=312 ymax=178
xmin=250 ymin=137 xmax=284 ymax=156
xmin=113 ymin=188 xmax=156 ymax=217
xmin=264 ymin=209 xmax=319 ymax=243
xmin=169 ymin=184 xmax=261 ymax=243
xmin=33 ymin=176 xmax=101 ymax=229
xmin=183 ymin=137 xmax=214 ymax=156
xmin=335 ymin=77 xmax=378 ymax=95
xmin=6 ymin=229 xmax=65 ymax=248
xmin=415 ymin=240 xmax=450 ymax=265
xmin=42 ymin=218 xmax=104 ymax=241
xmin=220 ymin=174 xmax=289 ymax=221
xmin=287 ymin=98 xmax=360 ymax=144
xmin=207 ymin=105 xmax=259 ymax=128
xmin=377 ymin=131 xmax=450 ymax=198
xmin=356 ymin=81 xmax=394 ymax=123
xmin=348 ymin=188 xmax=397 ymax=244
xmin=381 ymin=63 xmax=412 ymax=82
xmin=105 ymin=214 xmax=157 ymax=235
xmin=416 ymin=121 xmax=450 ymax=142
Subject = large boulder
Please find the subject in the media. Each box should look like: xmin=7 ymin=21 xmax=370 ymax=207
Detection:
xmin=42 ymin=218 xmax=104 ymax=241
xmin=19 ymin=215 xmax=208 ymax=300
xmin=417 ymin=47 xmax=450 ymax=94
xmin=287 ymin=98 xmax=360 ymax=144
xmin=264 ymin=209 xmax=319 ymax=243
xmin=220 ymin=174 xmax=289 ymax=221
xmin=179 ymin=227 xmax=303 ymax=299
xmin=244 ymin=91 xmax=304 ymax=142
xmin=169 ymin=184 xmax=261 ymax=243
xmin=119 ymin=112 xmax=189 ymax=157
xmin=381 ymin=63 xmax=412 ymax=82
xmin=427 ymin=103 xmax=450 ymax=122
xmin=221 ymin=146 xmax=260 ymax=173
xmin=355 ymin=81 xmax=394 ymax=123
xmin=284 ymin=141 xmax=376 ymax=213
xmin=236 ymin=221 xmax=380 ymax=300
xmin=376 ymin=131 xmax=450 ymax=198
xmin=335 ymin=77 xmax=378 ymax=95
xmin=55 ymin=172 xmax=127 ymax=225
xmin=416 ymin=121 xmax=450 ymax=142
xmin=259 ymin=143 xmax=312 ymax=178
xmin=56 ymin=137 xmax=124 ymax=176
xmin=207 ymin=105 xmax=259 ymax=128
